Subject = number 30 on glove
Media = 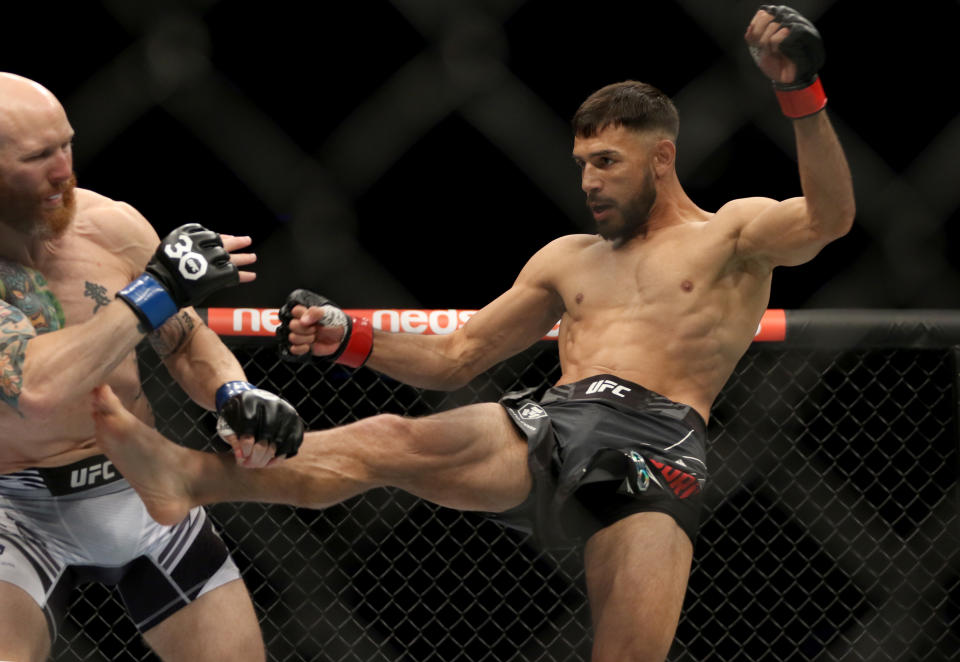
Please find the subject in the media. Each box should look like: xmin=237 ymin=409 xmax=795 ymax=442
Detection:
xmin=276 ymin=289 xmax=374 ymax=369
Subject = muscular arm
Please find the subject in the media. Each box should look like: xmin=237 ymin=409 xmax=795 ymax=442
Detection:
xmin=15 ymin=299 xmax=145 ymax=421
xmin=151 ymin=307 xmax=246 ymax=410
xmin=735 ymin=111 xmax=855 ymax=267
xmin=366 ymin=278 xmax=563 ymax=390
xmin=298 ymin=240 xmax=568 ymax=391
xmin=736 ymin=8 xmax=855 ymax=267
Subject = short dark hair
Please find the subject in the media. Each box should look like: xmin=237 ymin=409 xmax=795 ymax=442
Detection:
xmin=571 ymin=81 xmax=679 ymax=141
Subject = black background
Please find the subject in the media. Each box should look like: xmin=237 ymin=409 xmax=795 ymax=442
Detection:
xmin=5 ymin=0 xmax=958 ymax=312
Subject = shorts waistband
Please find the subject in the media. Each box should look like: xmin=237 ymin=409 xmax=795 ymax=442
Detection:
xmin=542 ymin=374 xmax=707 ymax=437
xmin=0 ymin=454 xmax=125 ymax=497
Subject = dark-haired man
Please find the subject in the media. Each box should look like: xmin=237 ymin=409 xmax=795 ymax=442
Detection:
xmin=93 ymin=7 xmax=853 ymax=660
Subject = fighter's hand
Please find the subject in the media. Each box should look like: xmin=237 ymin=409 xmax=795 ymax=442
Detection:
xmin=745 ymin=8 xmax=796 ymax=84
xmin=745 ymin=5 xmax=824 ymax=87
xmin=277 ymin=289 xmax=373 ymax=368
xmin=118 ymin=224 xmax=254 ymax=331
xmin=746 ymin=5 xmax=827 ymax=119
xmin=218 ymin=234 xmax=257 ymax=284
xmin=216 ymin=383 xmax=304 ymax=467
xmin=285 ymin=304 xmax=348 ymax=359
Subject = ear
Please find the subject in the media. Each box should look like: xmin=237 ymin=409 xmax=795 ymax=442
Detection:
xmin=652 ymin=138 xmax=676 ymax=174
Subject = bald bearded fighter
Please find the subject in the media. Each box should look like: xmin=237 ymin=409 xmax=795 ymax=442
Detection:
xmin=93 ymin=6 xmax=854 ymax=661
xmin=0 ymin=73 xmax=303 ymax=662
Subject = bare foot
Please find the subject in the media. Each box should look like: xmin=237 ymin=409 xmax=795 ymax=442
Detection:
xmin=92 ymin=384 xmax=196 ymax=526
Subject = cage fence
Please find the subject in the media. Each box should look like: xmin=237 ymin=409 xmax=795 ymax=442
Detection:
xmin=51 ymin=311 xmax=960 ymax=662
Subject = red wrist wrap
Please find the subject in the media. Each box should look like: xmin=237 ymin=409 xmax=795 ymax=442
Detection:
xmin=336 ymin=316 xmax=373 ymax=368
xmin=775 ymin=77 xmax=827 ymax=119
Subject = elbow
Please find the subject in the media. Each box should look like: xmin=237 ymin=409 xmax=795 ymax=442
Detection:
xmin=16 ymin=384 xmax=72 ymax=422
xmin=835 ymin=199 xmax=856 ymax=238
xmin=814 ymin=201 xmax=856 ymax=244
xmin=432 ymin=336 xmax=486 ymax=391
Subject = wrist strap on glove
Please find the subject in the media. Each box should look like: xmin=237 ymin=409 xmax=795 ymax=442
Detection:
xmin=331 ymin=316 xmax=374 ymax=369
xmin=215 ymin=380 xmax=256 ymax=412
xmin=117 ymin=273 xmax=179 ymax=331
xmin=774 ymin=76 xmax=827 ymax=119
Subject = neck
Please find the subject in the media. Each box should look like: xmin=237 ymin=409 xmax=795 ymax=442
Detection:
xmin=0 ymin=222 xmax=49 ymax=266
xmin=646 ymin=174 xmax=705 ymax=232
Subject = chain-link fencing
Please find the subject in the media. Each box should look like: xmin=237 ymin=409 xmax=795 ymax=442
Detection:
xmin=51 ymin=322 xmax=959 ymax=661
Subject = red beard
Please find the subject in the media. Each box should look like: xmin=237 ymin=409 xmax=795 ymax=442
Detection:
xmin=0 ymin=174 xmax=78 ymax=239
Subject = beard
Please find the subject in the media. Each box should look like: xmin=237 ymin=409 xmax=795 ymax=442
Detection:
xmin=0 ymin=174 xmax=78 ymax=240
xmin=589 ymin=168 xmax=657 ymax=243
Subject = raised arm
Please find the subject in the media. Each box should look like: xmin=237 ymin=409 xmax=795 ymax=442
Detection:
xmin=735 ymin=5 xmax=855 ymax=267
xmin=279 ymin=240 xmax=567 ymax=391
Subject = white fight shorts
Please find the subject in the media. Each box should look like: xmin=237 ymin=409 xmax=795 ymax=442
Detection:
xmin=0 ymin=454 xmax=241 ymax=640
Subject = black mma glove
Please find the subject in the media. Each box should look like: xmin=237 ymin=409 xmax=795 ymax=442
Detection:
xmin=215 ymin=381 xmax=305 ymax=459
xmin=117 ymin=224 xmax=239 ymax=331
xmin=753 ymin=5 xmax=827 ymax=119
xmin=277 ymin=289 xmax=373 ymax=369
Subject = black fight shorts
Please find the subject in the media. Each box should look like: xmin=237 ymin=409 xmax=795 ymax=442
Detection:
xmin=490 ymin=374 xmax=708 ymax=548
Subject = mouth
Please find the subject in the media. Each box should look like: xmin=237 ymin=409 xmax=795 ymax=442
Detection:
xmin=590 ymin=203 xmax=614 ymax=221
xmin=43 ymin=192 xmax=64 ymax=207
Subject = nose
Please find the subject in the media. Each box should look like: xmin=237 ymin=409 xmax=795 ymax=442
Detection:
xmin=48 ymin=146 xmax=73 ymax=184
xmin=581 ymin=164 xmax=601 ymax=194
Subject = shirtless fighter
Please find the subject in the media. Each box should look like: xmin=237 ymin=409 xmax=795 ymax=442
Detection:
xmin=92 ymin=6 xmax=854 ymax=661
xmin=0 ymin=73 xmax=303 ymax=661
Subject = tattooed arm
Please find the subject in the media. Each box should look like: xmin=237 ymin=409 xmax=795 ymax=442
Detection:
xmin=149 ymin=306 xmax=247 ymax=411
xmin=1 ymin=290 xmax=146 ymax=435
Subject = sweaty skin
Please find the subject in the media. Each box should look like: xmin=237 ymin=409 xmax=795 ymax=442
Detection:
xmin=292 ymin=119 xmax=852 ymax=425
xmin=0 ymin=73 xmax=258 ymax=473
xmin=0 ymin=190 xmax=160 ymax=470
xmin=91 ymin=10 xmax=855 ymax=662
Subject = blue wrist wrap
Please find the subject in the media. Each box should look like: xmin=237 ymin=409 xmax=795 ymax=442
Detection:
xmin=117 ymin=273 xmax=178 ymax=331
xmin=216 ymin=381 xmax=256 ymax=412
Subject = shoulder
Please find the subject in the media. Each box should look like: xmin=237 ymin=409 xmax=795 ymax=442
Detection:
xmin=73 ymin=189 xmax=159 ymax=261
xmin=521 ymin=234 xmax=598 ymax=272
xmin=712 ymin=197 xmax=780 ymax=232
xmin=535 ymin=233 xmax=601 ymax=259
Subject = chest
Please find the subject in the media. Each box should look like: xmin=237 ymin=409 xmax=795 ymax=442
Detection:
xmin=2 ymin=237 xmax=136 ymax=332
xmin=560 ymin=231 xmax=734 ymax=314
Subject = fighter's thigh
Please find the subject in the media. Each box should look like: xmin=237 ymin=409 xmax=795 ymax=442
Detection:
xmin=583 ymin=512 xmax=694 ymax=662
xmin=346 ymin=402 xmax=530 ymax=511
xmin=0 ymin=581 xmax=51 ymax=662
xmin=143 ymin=578 xmax=264 ymax=662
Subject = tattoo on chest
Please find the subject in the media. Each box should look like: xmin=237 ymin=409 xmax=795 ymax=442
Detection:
xmin=84 ymin=281 xmax=111 ymax=313
xmin=0 ymin=261 xmax=66 ymax=334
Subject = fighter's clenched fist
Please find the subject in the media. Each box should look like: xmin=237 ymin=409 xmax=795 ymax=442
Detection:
xmin=277 ymin=289 xmax=373 ymax=369
xmin=746 ymin=5 xmax=827 ymax=118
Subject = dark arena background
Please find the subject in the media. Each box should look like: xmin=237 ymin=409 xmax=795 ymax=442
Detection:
xmin=4 ymin=1 xmax=960 ymax=660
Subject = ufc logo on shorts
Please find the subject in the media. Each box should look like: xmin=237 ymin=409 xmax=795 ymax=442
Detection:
xmin=518 ymin=403 xmax=547 ymax=419
xmin=70 ymin=460 xmax=116 ymax=489
xmin=585 ymin=379 xmax=631 ymax=397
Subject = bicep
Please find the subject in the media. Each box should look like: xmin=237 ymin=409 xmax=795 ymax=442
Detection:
xmin=735 ymin=196 xmax=831 ymax=267
xmin=452 ymin=267 xmax=564 ymax=368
